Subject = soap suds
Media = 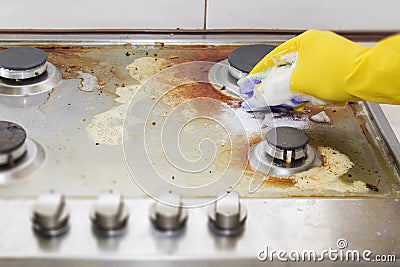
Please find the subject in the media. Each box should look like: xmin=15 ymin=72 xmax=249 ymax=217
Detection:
xmin=218 ymin=108 xmax=262 ymax=135
xmin=239 ymin=52 xmax=328 ymax=109
xmin=310 ymin=111 xmax=331 ymax=123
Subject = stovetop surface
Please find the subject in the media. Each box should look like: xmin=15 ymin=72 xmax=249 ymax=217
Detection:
xmin=0 ymin=35 xmax=399 ymax=266
xmin=0 ymin=43 xmax=398 ymax=198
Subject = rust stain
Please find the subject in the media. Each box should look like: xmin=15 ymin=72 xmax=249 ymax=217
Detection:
xmin=263 ymin=177 xmax=295 ymax=188
xmin=37 ymin=88 xmax=55 ymax=112
xmin=40 ymin=45 xmax=236 ymax=100
xmin=44 ymin=48 xmax=101 ymax=79
xmin=162 ymin=82 xmax=242 ymax=109
xmin=348 ymin=103 xmax=373 ymax=146
xmin=176 ymin=46 xmax=234 ymax=63
xmin=239 ymin=133 xmax=264 ymax=174
xmin=248 ymin=134 xmax=263 ymax=147
xmin=155 ymin=42 xmax=165 ymax=48
xmin=98 ymin=89 xmax=120 ymax=99
xmin=239 ymin=133 xmax=262 ymax=164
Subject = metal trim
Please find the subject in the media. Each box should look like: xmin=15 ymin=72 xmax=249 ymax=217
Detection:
xmin=365 ymin=102 xmax=400 ymax=171
xmin=0 ymin=140 xmax=27 ymax=165
xmin=0 ymin=63 xmax=47 ymax=80
xmin=0 ymin=63 xmax=62 ymax=96
xmin=0 ymin=32 xmax=383 ymax=46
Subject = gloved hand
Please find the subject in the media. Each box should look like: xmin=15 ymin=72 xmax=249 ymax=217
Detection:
xmin=239 ymin=30 xmax=400 ymax=110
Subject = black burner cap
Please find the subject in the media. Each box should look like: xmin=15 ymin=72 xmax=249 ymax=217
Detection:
xmin=266 ymin=127 xmax=308 ymax=150
xmin=0 ymin=47 xmax=47 ymax=71
xmin=228 ymin=44 xmax=276 ymax=74
xmin=0 ymin=121 xmax=27 ymax=154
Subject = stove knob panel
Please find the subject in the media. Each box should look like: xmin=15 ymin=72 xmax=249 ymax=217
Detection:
xmin=149 ymin=192 xmax=187 ymax=232
xmin=31 ymin=190 xmax=70 ymax=238
xmin=90 ymin=190 xmax=129 ymax=237
xmin=208 ymin=191 xmax=247 ymax=237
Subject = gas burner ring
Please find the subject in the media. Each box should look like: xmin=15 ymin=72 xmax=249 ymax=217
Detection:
xmin=0 ymin=63 xmax=48 ymax=80
xmin=209 ymin=44 xmax=276 ymax=99
xmin=0 ymin=47 xmax=62 ymax=96
xmin=0 ymin=121 xmax=27 ymax=166
xmin=249 ymin=142 xmax=321 ymax=177
xmin=208 ymin=59 xmax=245 ymax=98
xmin=0 ymin=141 xmax=27 ymax=166
xmin=0 ymin=62 xmax=61 ymax=96
xmin=228 ymin=44 xmax=276 ymax=79
xmin=0 ymin=138 xmax=45 ymax=184
xmin=248 ymin=127 xmax=322 ymax=177
xmin=0 ymin=47 xmax=48 ymax=80
xmin=0 ymin=121 xmax=45 ymax=183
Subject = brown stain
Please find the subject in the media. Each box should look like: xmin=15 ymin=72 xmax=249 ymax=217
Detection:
xmin=43 ymin=46 xmax=132 ymax=99
xmin=272 ymin=111 xmax=305 ymax=120
xmin=40 ymin=45 xmax=238 ymax=100
xmin=163 ymin=45 xmax=234 ymax=63
xmin=348 ymin=103 xmax=373 ymax=146
xmin=263 ymin=177 xmax=295 ymax=188
xmin=44 ymin=47 xmax=102 ymax=79
xmin=98 ymin=89 xmax=120 ymax=99
xmin=37 ymin=88 xmax=55 ymax=112
xmin=248 ymin=134 xmax=263 ymax=147
xmin=162 ymin=82 xmax=242 ymax=109
xmin=240 ymin=133 xmax=262 ymax=164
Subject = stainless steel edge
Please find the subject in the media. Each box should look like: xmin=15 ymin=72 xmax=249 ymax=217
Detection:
xmin=0 ymin=198 xmax=399 ymax=267
xmin=365 ymin=102 xmax=400 ymax=171
xmin=0 ymin=34 xmax=294 ymax=46
xmin=0 ymin=34 xmax=377 ymax=46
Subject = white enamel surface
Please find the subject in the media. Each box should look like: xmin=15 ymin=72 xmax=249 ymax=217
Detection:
xmin=0 ymin=0 xmax=204 ymax=29
xmin=207 ymin=0 xmax=400 ymax=30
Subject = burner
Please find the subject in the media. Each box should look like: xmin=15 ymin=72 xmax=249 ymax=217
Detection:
xmin=0 ymin=47 xmax=62 ymax=96
xmin=208 ymin=59 xmax=243 ymax=98
xmin=265 ymin=127 xmax=308 ymax=164
xmin=248 ymin=127 xmax=322 ymax=176
xmin=228 ymin=44 xmax=276 ymax=79
xmin=209 ymin=44 xmax=276 ymax=98
xmin=0 ymin=121 xmax=27 ymax=166
xmin=0 ymin=47 xmax=48 ymax=80
xmin=0 ymin=121 xmax=45 ymax=183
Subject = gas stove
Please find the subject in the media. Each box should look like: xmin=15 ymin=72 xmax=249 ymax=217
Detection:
xmin=0 ymin=33 xmax=399 ymax=267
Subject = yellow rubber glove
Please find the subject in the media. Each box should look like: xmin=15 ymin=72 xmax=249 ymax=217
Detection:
xmin=249 ymin=30 xmax=400 ymax=104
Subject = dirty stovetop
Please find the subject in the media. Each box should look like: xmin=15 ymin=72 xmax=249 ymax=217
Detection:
xmin=0 ymin=43 xmax=399 ymax=199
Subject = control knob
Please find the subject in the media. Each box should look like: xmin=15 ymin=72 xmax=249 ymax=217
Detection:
xmin=31 ymin=190 xmax=70 ymax=238
xmin=90 ymin=190 xmax=129 ymax=237
xmin=149 ymin=192 xmax=187 ymax=233
xmin=208 ymin=191 xmax=247 ymax=237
